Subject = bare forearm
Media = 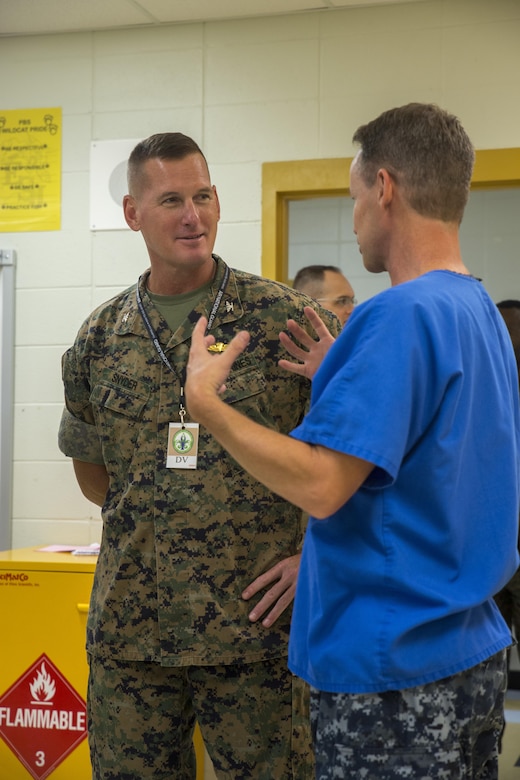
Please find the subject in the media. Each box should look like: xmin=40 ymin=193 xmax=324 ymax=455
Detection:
xmin=198 ymin=399 xmax=310 ymax=508
xmin=72 ymin=459 xmax=109 ymax=507
xmin=195 ymin=397 xmax=369 ymax=519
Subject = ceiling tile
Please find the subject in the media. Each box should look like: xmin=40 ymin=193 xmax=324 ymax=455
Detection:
xmin=0 ymin=0 xmax=155 ymax=36
xmin=0 ymin=0 xmax=429 ymax=37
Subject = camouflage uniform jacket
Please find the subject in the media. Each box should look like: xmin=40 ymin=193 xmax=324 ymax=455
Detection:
xmin=59 ymin=256 xmax=339 ymax=666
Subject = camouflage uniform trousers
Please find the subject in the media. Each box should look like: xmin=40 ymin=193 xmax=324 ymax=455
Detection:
xmin=310 ymin=649 xmax=508 ymax=780
xmin=87 ymin=653 xmax=314 ymax=779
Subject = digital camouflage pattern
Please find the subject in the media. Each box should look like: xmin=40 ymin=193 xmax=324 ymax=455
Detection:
xmin=59 ymin=255 xmax=340 ymax=666
xmin=310 ymin=649 xmax=507 ymax=780
xmin=88 ymin=655 xmax=314 ymax=779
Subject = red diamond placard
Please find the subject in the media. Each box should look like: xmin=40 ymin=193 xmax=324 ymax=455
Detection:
xmin=0 ymin=653 xmax=87 ymax=780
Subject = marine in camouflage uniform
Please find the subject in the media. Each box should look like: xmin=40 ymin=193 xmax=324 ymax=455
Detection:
xmin=59 ymin=255 xmax=339 ymax=779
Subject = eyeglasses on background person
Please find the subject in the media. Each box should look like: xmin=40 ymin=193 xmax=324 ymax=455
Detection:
xmin=316 ymin=295 xmax=357 ymax=310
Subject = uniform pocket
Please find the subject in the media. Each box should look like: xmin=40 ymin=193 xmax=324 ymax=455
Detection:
xmin=90 ymin=382 xmax=148 ymax=420
xmin=89 ymin=382 xmax=150 ymax=473
xmin=224 ymin=365 xmax=266 ymax=404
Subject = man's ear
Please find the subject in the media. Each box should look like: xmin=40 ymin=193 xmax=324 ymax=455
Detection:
xmin=213 ymin=185 xmax=221 ymax=222
xmin=377 ymin=168 xmax=394 ymax=208
xmin=123 ymin=194 xmax=140 ymax=231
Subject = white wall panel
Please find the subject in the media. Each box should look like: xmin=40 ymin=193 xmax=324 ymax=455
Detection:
xmin=93 ymin=23 xmax=203 ymax=55
xmin=12 ymin=462 xmax=97 ymax=520
xmin=15 ymin=347 xmax=68 ymax=405
xmin=210 ymin=162 xmax=261 ymax=222
xmin=14 ymin=232 xmax=92 ymax=290
xmin=213 ymin=222 xmax=261 ymax=275
xmin=320 ymin=30 xmax=441 ymax=99
xmin=205 ymin=100 xmax=319 ymax=163
xmin=206 ymin=39 xmax=319 ymax=105
xmin=204 ymin=13 xmax=317 ymax=46
xmin=0 ymin=32 xmax=93 ymax=62
xmin=15 ymin=289 xmax=93 ymax=346
xmin=92 ymin=107 xmax=203 ymax=145
xmin=93 ymin=50 xmax=203 ymax=112
xmin=92 ymin=231 xmax=151 ymax=288
xmin=11 ymin=518 xmax=101 ymax=549
xmin=13 ymin=405 xmax=66 ymax=461
xmin=0 ymin=58 xmax=93 ymax=113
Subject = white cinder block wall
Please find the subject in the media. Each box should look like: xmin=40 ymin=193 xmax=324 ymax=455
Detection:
xmin=1 ymin=0 xmax=520 ymax=548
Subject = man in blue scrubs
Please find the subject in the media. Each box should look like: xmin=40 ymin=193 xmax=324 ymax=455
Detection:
xmin=185 ymin=103 xmax=520 ymax=779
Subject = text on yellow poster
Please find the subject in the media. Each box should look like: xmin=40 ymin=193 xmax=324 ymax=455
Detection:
xmin=0 ymin=107 xmax=61 ymax=232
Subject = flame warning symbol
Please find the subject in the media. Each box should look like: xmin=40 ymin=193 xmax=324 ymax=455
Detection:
xmin=29 ymin=662 xmax=56 ymax=705
xmin=0 ymin=652 xmax=87 ymax=780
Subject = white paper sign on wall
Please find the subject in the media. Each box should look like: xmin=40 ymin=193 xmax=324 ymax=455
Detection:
xmin=89 ymin=139 xmax=140 ymax=231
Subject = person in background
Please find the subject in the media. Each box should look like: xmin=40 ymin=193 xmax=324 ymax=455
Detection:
xmin=58 ymin=132 xmax=340 ymax=780
xmin=184 ymin=103 xmax=520 ymax=779
xmin=496 ymin=300 xmax=520 ymax=385
xmin=494 ymin=299 xmax=520 ymax=662
xmin=293 ymin=264 xmax=356 ymax=325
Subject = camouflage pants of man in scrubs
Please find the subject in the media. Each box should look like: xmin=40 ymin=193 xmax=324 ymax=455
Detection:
xmin=310 ymin=650 xmax=507 ymax=780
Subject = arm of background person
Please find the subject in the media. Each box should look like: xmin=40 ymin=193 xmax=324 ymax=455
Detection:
xmin=72 ymin=459 xmax=109 ymax=507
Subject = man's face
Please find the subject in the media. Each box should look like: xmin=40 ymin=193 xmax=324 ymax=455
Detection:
xmin=123 ymin=153 xmax=220 ymax=279
xmin=317 ymin=271 xmax=356 ymax=325
xmin=350 ymin=152 xmax=386 ymax=275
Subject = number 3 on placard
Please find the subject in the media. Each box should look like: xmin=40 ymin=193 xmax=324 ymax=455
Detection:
xmin=35 ymin=750 xmax=45 ymax=767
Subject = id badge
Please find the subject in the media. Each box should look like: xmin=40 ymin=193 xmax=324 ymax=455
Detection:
xmin=167 ymin=423 xmax=199 ymax=469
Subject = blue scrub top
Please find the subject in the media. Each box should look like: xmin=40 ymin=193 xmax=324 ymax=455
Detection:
xmin=289 ymin=272 xmax=520 ymax=693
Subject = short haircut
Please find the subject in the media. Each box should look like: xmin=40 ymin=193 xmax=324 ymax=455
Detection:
xmin=293 ymin=265 xmax=343 ymax=291
xmin=352 ymin=103 xmax=475 ymax=224
xmin=127 ymin=132 xmax=207 ymax=195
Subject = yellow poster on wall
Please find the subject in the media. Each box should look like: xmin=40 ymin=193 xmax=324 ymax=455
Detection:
xmin=0 ymin=107 xmax=61 ymax=232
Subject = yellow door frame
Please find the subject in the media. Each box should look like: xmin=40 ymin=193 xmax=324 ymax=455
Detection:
xmin=261 ymin=148 xmax=520 ymax=283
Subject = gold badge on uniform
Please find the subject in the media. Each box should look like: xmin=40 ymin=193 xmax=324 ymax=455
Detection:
xmin=207 ymin=342 xmax=228 ymax=353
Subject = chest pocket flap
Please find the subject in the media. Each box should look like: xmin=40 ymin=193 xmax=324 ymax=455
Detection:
xmin=90 ymin=382 xmax=148 ymax=421
xmin=224 ymin=364 xmax=266 ymax=404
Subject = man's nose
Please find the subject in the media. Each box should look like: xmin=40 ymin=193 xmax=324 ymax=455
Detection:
xmin=181 ymin=200 xmax=198 ymax=221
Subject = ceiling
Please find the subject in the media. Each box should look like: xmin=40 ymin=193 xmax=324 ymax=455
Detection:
xmin=0 ymin=0 xmax=427 ymax=37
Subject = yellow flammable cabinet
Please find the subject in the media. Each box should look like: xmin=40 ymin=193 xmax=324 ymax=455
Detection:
xmin=0 ymin=548 xmax=205 ymax=780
